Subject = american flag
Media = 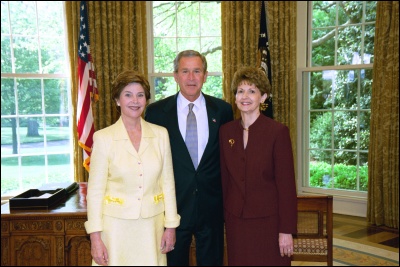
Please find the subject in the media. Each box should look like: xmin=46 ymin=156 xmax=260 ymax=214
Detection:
xmin=258 ymin=1 xmax=273 ymax=119
xmin=77 ymin=1 xmax=98 ymax=172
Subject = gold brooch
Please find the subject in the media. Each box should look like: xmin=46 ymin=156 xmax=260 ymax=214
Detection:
xmin=229 ymin=139 xmax=235 ymax=148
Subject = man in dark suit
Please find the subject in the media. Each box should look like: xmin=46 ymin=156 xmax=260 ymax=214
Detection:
xmin=145 ymin=50 xmax=234 ymax=266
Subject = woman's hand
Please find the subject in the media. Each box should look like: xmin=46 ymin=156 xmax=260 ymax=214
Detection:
xmin=279 ymin=233 xmax=294 ymax=257
xmin=160 ymin=228 xmax=176 ymax=254
xmin=90 ymin=232 xmax=109 ymax=265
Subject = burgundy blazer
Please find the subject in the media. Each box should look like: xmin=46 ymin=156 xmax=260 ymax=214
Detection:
xmin=219 ymin=114 xmax=297 ymax=234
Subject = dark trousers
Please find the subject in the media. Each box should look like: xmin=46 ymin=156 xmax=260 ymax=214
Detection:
xmin=167 ymin=222 xmax=224 ymax=266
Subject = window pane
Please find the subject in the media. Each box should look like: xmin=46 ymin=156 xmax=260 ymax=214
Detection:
xmin=13 ymin=36 xmax=40 ymax=73
xmin=1 ymin=2 xmax=10 ymax=34
xmin=44 ymin=79 xmax=68 ymax=115
xmin=9 ymin=1 xmax=37 ymax=35
xmin=177 ymin=2 xmax=199 ymax=36
xmin=359 ymin=111 xmax=370 ymax=150
xmin=343 ymin=1 xmax=364 ymax=24
xmin=45 ymin=124 xmax=70 ymax=151
xmin=203 ymin=37 xmax=222 ymax=72
xmin=1 ymin=36 xmax=12 ymax=72
xmin=311 ymin=29 xmax=335 ymax=66
xmin=310 ymin=111 xmax=332 ymax=149
xmin=200 ymin=2 xmax=221 ymax=36
xmin=360 ymin=69 xmax=372 ymax=109
xmin=334 ymin=151 xmax=358 ymax=190
xmin=312 ymin=2 xmax=336 ymax=28
xmin=337 ymin=26 xmax=362 ymax=65
xmin=359 ymin=152 xmax=368 ymax=191
xmin=310 ymin=71 xmax=333 ymax=110
xmin=48 ymin=154 xmax=71 ymax=183
xmin=1 ymin=118 xmax=16 ymax=156
xmin=37 ymin=2 xmax=64 ymax=36
xmin=365 ymin=2 xmax=377 ymax=22
xmin=177 ymin=37 xmax=200 ymax=52
xmin=364 ymin=25 xmax=375 ymax=63
xmin=309 ymin=153 xmax=333 ymax=188
xmin=154 ymin=77 xmax=177 ymax=101
xmin=21 ymin=155 xmax=45 ymax=190
xmin=1 ymin=157 xmax=19 ymax=195
xmin=1 ymin=78 xmax=15 ymax=116
xmin=335 ymin=70 xmax=358 ymax=109
xmin=154 ymin=38 xmax=176 ymax=72
xmin=19 ymin=117 xmax=44 ymax=154
xmin=334 ymin=111 xmax=358 ymax=150
xmin=17 ymin=79 xmax=42 ymax=115
xmin=40 ymin=36 xmax=66 ymax=74
xmin=153 ymin=2 xmax=176 ymax=37
xmin=203 ymin=76 xmax=222 ymax=99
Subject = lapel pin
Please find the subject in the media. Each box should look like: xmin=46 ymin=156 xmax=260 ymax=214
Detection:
xmin=229 ymin=139 xmax=235 ymax=148
xmin=212 ymin=118 xmax=216 ymax=123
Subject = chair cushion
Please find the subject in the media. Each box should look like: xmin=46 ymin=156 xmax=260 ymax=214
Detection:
xmin=293 ymin=238 xmax=328 ymax=255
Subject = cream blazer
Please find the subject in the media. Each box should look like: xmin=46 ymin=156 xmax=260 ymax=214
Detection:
xmin=84 ymin=117 xmax=180 ymax=234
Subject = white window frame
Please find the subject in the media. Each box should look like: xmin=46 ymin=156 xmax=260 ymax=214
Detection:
xmin=297 ymin=2 xmax=375 ymax=217
xmin=1 ymin=1 xmax=73 ymax=198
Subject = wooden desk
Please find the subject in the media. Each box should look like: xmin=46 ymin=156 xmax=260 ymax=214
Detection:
xmin=1 ymin=183 xmax=92 ymax=266
xmin=1 ymin=182 xmax=224 ymax=266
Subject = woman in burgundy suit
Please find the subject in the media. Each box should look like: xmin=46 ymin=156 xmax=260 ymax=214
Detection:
xmin=219 ymin=66 xmax=297 ymax=266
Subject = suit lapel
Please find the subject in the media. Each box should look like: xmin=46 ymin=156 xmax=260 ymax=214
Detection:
xmin=137 ymin=118 xmax=152 ymax=157
xmin=199 ymin=95 xmax=219 ymax=169
xmin=112 ymin=118 xmax=138 ymax=160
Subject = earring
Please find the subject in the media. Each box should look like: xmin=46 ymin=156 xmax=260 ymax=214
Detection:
xmin=117 ymin=103 xmax=120 ymax=106
xmin=260 ymin=102 xmax=268 ymax=111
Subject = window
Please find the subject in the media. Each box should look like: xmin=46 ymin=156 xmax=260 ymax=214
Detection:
xmin=1 ymin=1 xmax=72 ymax=197
xmin=298 ymin=2 xmax=376 ymax=204
xmin=147 ymin=1 xmax=222 ymax=101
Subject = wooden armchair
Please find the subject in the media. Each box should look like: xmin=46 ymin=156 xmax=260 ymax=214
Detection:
xmin=291 ymin=195 xmax=333 ymax=266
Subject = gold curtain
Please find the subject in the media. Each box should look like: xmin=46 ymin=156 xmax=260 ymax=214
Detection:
xmin=65 ymin=1 xmax=147 ymax=182
xmin=367 ymin=1 xmax=399 ymax=229
xmin=221 ymin=1 xmax=297 ymax=172
xmin=221 ymin=1 xmax=260 ymax=119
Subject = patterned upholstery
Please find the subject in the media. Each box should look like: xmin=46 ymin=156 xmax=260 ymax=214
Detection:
xmin=293 ymin=238 xmax=328 ymax=255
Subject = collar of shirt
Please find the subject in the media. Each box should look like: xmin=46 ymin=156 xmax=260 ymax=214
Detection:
xmin=177 ymin=91 xmax=205 ymax=113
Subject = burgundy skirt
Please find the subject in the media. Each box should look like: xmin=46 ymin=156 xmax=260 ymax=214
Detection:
xmin=224 ymin=211 xmax=291 ymax=266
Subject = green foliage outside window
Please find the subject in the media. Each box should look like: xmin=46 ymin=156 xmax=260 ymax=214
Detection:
xmin=307 ymin=1 xmax=376 ymax=192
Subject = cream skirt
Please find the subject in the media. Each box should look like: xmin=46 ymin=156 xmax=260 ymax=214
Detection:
xmin=92 ymin=213 xmax=166 ymax=266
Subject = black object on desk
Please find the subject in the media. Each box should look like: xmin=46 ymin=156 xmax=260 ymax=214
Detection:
xmin=8 ymin=182 xmax=79 ymax=209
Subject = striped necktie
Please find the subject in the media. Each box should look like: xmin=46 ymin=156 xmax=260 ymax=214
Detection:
xmin=185 ymin=103 xmax=198 ymax=169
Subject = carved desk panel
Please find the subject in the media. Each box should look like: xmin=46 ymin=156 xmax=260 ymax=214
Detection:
xmin=1 ymin=183 xmax=91 ymax=266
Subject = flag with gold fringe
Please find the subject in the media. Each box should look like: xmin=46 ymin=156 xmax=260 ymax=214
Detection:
xmin=77 ymin=1 xmax=98 ymax=172
xmin=258 ymin=1 xmax=273 ymax=118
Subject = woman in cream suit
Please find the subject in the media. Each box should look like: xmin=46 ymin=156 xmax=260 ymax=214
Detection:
xmin=84 ymin=70 xmax=180 ymax=266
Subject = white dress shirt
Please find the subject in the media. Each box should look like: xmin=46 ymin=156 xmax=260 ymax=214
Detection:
xmin=177 ymin=92 xmax=209 ymax=166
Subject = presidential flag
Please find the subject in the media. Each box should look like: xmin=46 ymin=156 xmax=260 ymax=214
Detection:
xmin=258 ymin=1 xmax=273 ymax=119
xmin=77 ymin=1 xmax=98 ymax=172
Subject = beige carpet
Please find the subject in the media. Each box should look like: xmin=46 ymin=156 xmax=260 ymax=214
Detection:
xmin=292 ymin=237 xmax=399 ymax=266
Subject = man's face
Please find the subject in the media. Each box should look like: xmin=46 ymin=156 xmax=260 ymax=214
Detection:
xmin=174 ymin=56 xmax=208 ymax=102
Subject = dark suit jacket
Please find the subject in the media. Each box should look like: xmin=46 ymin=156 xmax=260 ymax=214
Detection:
xmin=145 ymin=93 xmax=234 ymax=229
